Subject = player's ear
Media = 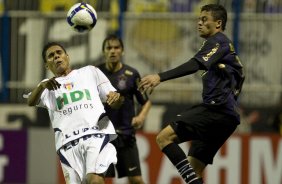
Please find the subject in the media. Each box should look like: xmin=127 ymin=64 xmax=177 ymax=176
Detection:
xmin=216 ymin=20 xmax=222 ymax=29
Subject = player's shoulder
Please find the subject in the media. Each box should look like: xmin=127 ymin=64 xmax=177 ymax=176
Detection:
xmin=212 ymin=32 xmax=231 ymax=44
xmin=201 ymin=32 xmax=230 ymax=50
xmin=76 ymin=65 xmax=101 ymax=74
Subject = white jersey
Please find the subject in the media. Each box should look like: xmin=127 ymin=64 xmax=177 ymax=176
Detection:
xmin=38 ymin=65 xmax=117 ymax=151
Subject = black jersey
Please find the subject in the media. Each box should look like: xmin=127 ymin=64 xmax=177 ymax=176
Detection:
xmin=193 ymin=32 xmax=245 ymax=119
xmin=98 ymin=63 xmax=148 ymax=135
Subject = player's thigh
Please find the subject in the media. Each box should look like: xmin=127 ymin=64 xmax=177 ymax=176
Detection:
xmin=172 ymin=105 xmax=238 ymax=142
xmin=85 ymin=137 xmax=117 ymax=175
xmin=156 ymin=125 xmax=179 ymax=146
xmin=188 ymin=120 xmax=237 ymax=165
xmin=115 ymin=143 xmax=142 ymax=177
xmin=169 ymin=105 xmax=209 ymax=142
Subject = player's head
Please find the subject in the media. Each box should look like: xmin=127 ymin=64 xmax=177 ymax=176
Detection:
xmin=102 ymin=34 xmax=124 ymax=52
xmin=42 ymin=42 xmax=67 ymax=63
xmin=198 ymin=4 xmax=227 ymax=38
xmin=42 ymin=42 xmax=71 ymax=76
xmin=102 ymin=34 xmax=124 ymax=65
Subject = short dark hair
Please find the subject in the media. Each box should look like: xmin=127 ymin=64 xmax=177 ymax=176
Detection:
xmin=102 ymin=34 xmax=124 ymax=52
xmin=42 ymin=42 xmax=67 ymax=63
xmin=201 ymin=4 xmax=227 ymax=31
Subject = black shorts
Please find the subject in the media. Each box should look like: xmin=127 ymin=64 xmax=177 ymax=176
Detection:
xmin=106 ymin=134 xmax=142 ymax=178
xmin=170 ymin=104 xmax=238 ymax=165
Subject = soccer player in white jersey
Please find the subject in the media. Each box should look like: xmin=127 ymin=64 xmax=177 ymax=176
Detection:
xmin=27 ymin=42 xmax=123 ymax=184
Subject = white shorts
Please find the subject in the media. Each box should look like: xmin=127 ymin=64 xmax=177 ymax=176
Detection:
xmin=58 ymin=134 xmax=117 ymax=184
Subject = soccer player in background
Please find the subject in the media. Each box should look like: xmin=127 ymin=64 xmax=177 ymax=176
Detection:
xmin=139 ymin=4 xmax=245 ymax=184
xmin=98 ymin=35 xmax=151 ymax=184
xmin=27 ymin=42 xmax=123 ymax=184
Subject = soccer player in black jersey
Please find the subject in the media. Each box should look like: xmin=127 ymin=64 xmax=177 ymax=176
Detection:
xmin=98 ymin=35 xmax=151 ymax=184
xmin=139 ymin=4 xmax=245 ymax=184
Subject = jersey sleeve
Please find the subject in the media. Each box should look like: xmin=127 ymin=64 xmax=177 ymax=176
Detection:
xmin=22 ymin=78 xmax=61 ymax=112
xmin=193 ymin=39 xmax=230 ymax=69
xmin=36 ymin=79 xmax=59 ymax=111
xmin=91 ymin=66 xmax=117 ymax=103
xmin=158 ymin=58 xmax=201 ymax=82
xmin=37 ymin=89 xmax=47 ymax=108
xmin=38 ymin=90 xmax=56 ymax=110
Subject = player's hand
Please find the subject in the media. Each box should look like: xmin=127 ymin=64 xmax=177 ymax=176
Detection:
xmin=132 ymin=116 xmax=144 ymax=130
xmin=106 ymin=91 xmax=124 ymax=109
xmin=40 ymin=77 xmax=61 ymax=90
xmin=138 ymin=74 xmax=161 ymax=94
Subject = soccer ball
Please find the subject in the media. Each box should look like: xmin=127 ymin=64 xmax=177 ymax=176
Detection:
xmin=67 ymin=2 xmax=97 ymax=33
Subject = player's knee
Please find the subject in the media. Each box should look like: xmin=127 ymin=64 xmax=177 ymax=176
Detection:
xmin=85 ymin=173 xmax=104 ymax=184
xmin=156 ymin=125 xmax=176 ymax=149
xmin=156 ymin=132 xmax=168 ymax=149
xmin=128 ymin=176 xmax=145 ymax=184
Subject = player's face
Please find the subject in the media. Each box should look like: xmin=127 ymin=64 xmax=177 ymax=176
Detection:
xmin=103 ymin=39 xmax=123 ymax=64
xmin=198 ymin=10 xmax=222 ymax=38
xmin=45 ymin=45 xmax=71 ymax=76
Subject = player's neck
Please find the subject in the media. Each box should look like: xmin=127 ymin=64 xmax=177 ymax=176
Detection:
xmin=57 ymin=68 xmax=72 ymax=77
xmin=106 ymin=62 xmax=122 ymax=72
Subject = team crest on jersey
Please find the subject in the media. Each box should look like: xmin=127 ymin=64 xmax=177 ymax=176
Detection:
xmin=63 ymin=82 xmax=74 ymax=90
xmin=125 ymin=70 xmax=133 ymax=76
xmin=202 ymin=43 xmax=219 ymax=62
xmin=117 ymin=74 xmax=127 ymax=90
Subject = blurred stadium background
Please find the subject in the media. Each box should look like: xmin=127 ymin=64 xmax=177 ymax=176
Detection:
xmin=0 ymin=0 xmax=281 ymax=184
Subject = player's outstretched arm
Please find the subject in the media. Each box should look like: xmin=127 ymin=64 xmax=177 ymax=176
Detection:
xmin=138 ymin=74 xmax=161 ymax=94
xmin=138 ymin=59 xmax=201 ymax=94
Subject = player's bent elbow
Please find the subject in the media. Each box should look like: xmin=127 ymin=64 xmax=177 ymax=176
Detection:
xmin=27 ymin=101 xmax=36 ymax=107
xmin=27 ymin=98 xmax=38 ymax=107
